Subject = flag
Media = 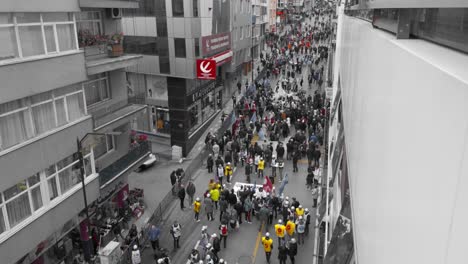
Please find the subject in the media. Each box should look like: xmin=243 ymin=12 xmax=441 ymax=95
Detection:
xmin=230 ymin=112 xmax=236 ymax=125
xmin=250 ymin=112 xmax=257 ymax=123
xmin=278 ymin=173 xmax=289 ymax=196
xmin=263 ymin=176 xmax=273 ymax=193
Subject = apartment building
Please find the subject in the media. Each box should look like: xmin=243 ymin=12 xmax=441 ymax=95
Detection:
xmin=268 ymin=0 xmax=278 ymax=33
xmin=252 ymin=0 xmax=268 ymax=71
xmin=122 ymin=0 xmax=233 ymax=156
xmin=319 ymin=1 xmax=468 ymax=264
xmin=0 ymin=0 xmax=150 ymax=263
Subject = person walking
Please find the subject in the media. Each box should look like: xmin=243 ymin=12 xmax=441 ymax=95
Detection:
xmin=210 ymin=187 xmax=220 ymax=210
xmin=304 ymin=208 xmax=311 ymax=236
xmin=245 ymin=160 xmax=253 ymax=183
xmin=186 ymin=181 xmax=196 ymax=206
xmin=204 ymin=194 xmax=214 ymax=221
xmin=170 ymin=170 xmax=177 ymax=195
xmin=286 ymin=217 xmax=296 ymax=239
xmin=224 ymin=162 xmax=233 ymax=183
xmin=219 ymin=196 xmax=228 ymax=222
xmin=258 ymin=157 xmax=265 ymax=178
xmin=219 ymin=222 xmax=229 ymax=248
xmin=147 ymin=225 xmax=161 ymax=251
xmin=193 ymin=197 xmax=201 ymax=222
xmin=244 ymin=196 xmax=253 ymax=223
xmin=275 ymin=219 xmax=286 ymax=246
xmin=131 ymin=245 xmax=141 ymax=264
xmin=207 ymin=154 xmax=214 ymax=173
xmin=288 ymin=238 xmax=298 ymax=264
xmin=278 ymin=244 xmax=288 ymax=264
xmin=311 ymin=185 xmax=319 ymax=208
xmin=170 ymin=220 xmax=182 ymax=250
xmin=217 ymin=164 xmax=225 ymax=185
xmin=296 ymin=216 xmax=306 ymax=245
xmin=262 ymin=232 xmax=274 ymax=264
xmin=178 ymin=184 xmax=186 ymax=210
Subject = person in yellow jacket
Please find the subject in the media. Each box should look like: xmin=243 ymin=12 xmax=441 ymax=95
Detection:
xmin=274 ymin=219 xmax=286 ymax=246
xmin=258 ymin=157 xmax=265 ymax=178
xmin=208 ymin=179 xmax=216 ymax=190
xmin=210 ymin=188 xmax=220 ymax=210
xmin=224 ymin=162 xmax=233 ymax=183
xmin=193 ymin=197 xmax=201 ymax=222
xmin=295 ymin=205 xmax=304 ymax=219
xmin=286 ymin=218 xmax=296 ymax=238
xmin=261 ymin=232 xmax=273 ymax=263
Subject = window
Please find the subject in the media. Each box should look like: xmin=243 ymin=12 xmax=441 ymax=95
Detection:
xmin=0 ymin=85 xmax=87 ymax=152
xmin=124 ymin=36 xmax=158 ymax=55
xmin=159 ymin=56 xmax=171 ymax=74
xmin=240 ymin=27 xmax=244 ymax=39
xmin=0 ymin=12 xmax=77 ymax=62
xmin=174 ymin=38 xmax=186 ymax=58
xmin=156 ymin=18 xmax=168 ymax=37
xmin=193 ymin=0 xmax=199 ymax=17
xmin=84 ymin=73 xmax=110 ymax=106
xmin=194 ymin=38 xmax=200 ymax=57
xmin=172 ymin=0 xmax=184 ymax=17
xmin=76 ymin=11 xmax=102 ymax=37
xmin=93 ymin=134 xmax=115 ymax=159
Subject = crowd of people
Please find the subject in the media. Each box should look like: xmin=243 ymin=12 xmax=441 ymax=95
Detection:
xmin=131 ymin=5 xmax=334 ymax=264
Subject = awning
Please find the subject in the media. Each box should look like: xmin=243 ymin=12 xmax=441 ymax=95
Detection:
xmin=208 ymin=50 xmax=233 ymax=66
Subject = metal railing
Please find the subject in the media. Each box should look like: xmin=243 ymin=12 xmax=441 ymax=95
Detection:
xmin=91 ymin=99 xmax=146 ymax=129
xmin=99 ymin=141 xmax=151 ymax=186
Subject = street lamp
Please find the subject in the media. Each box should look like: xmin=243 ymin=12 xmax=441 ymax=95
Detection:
xmin=77 ymin=131 xmax=122 ymax=260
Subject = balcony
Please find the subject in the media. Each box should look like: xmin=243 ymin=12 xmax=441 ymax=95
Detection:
xmin=79 ymin=0 xmax=139 ymax=9
xmin=92 ymin=99 xmax=147 ymax=130
xmin=83 ymin=44 xmax=142 ymax=75
xmin=99 ymin=141 xmax=151 ymax=187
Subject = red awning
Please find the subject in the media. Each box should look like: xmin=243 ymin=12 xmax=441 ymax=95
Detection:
xmin=208 ymin=50 xmax=233 ymax=66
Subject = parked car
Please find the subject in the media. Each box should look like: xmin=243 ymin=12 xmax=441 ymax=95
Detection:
xmin=136 ymin=153 xmax=157 ymax=172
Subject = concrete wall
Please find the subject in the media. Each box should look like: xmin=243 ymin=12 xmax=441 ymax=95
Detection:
xmin=0 ymin=52 xmax=87 ymax=105
xmin=0 ymin=117 xmax=93 ymax=191
xmin=337 ymin=16 xmax=468 ymax=264
xmin=1 ymin=177 xmax=100 ymax=264
xmin=0 ymin=0 xmax=80 ymax=12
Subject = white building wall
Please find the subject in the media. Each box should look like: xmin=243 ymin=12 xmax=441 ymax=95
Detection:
xmin=336 ymin=15 xmax=468 ymax=264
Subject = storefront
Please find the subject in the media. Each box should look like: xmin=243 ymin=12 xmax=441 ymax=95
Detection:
xmin=187 ymin=80 xmax=222 ymax=135
xmin=151 ymin=106 xmax=170 ymax=135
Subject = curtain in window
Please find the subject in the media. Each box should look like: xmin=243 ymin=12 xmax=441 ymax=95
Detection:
xmin=84 ymin=83 xmax=101 ymax=106
xmin=32 ymin=102 xmax=56 ymax=135
xmin=55 ymin=98 xmax=67 ymax=126
xmin=44 ymin=25 xmax=57 ymax=53
xmin=30 ymin=186 xmax=43 ymax=211
xmin=66 ymin=93 xmax=85 ymax=121
xmin=18 ymin=26 xmax=45 ymax=57
xmin=0 ymin=110 xmax=34 ymax=149
xmin=6 ymin=193 xmax=31 ymax=227
xmin=57 ymin=24 xmax=76 ymax=51
xmin=47 ymin=178 xmax=59 ymax=200
xmin=0 ymin=209 xmax=5 ymax=234
xmin=0 ymin=27 xmax=18 ymax=60
xmin=59 ymin=166 xmax=80 ymax=194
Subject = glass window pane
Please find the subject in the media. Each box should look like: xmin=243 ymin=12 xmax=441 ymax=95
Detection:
xmin=193 ymin=0 xmax=198 ymax=17
xmin=174 ymin=38 xmax=186 ymax=58
xmin=93 ymin=135 xmax=108 ymax=158
xmin=6 ymin=192 xmax=31 ymax=227
xmin=57 ymin=154 xmax=74 ymax=170
xmin=27 ymin=173 xmax=41 ymax=187
xmin=194 ymin=38 xmax=199 ymax=57
xmin=0 ymin=27 xmax=19 ymax=60
xmin=42 ymin=12 xmax=72 ymax=22
xmin=45 ymin=164 xmax=57 ymax=177
xmin=44 ymin=25 xmax=57 ymax=53
xmin=18 ymin=26 xmax=45 ymax=57
xmin=84 ymin=82 xmax=101 ymax=106
xmin=107 ymin=135 xmax=114 ymax=150
xmin=57 ymin=24 xmax=76 ymax=51
xmin=84 ymin=156 xmax=92 ymax=177
xmin=32 ymin=102 xmax=56 ymax=135
xmin=0 ymin=14 xmax=13 ymax=24
xmin=58 ymin=165 xmax=80 ymax=194
xmin=16 ymin=13 xmax=41 ymax=23
xmin=156 ymin=17 xmax=168 ymax=37
xmin=172 ymin=0 xmax=184 ymax=17
xmin=0 ymin=209 xmax=5 ymax=234
xmin=55 ymin=97 xmax=67 ymax=126
xmin=0 ymin=110 xmax=34 ymax=149
xmin=4 ymin=180 xmax=27 ymax=201
xmin=159 ymin=56 xmax=170 ymax=74
xmin=66 ymin=92 xmax=86 ymax=121
xmin=47 ymin=177 xmax=59 ymax=200
xmin=30 ymin=186 xmax=43 ymax=211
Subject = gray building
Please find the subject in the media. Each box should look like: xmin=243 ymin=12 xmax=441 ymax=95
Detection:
xmin=0 ymin=1 xmax=150 ymax=263
xmin=252 ymin=0 xmax=269 ymax=74
xmin=122 ymin=0 xmax=235 ymax=155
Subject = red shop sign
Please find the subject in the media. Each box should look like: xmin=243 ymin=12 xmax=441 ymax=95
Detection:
xmin=196 ymin=59 xmax=216 ymax=80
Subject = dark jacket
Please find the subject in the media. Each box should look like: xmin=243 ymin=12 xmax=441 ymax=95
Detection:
xmin=170 ymin=171 xmax=177 ymax=185
xmin=207 ymin=156 xmax=214 ymax=167
xmin=229 ymin=192 xmax=238 ymax=206
xmin=288 ymin=241 xmax=297 ymax=256
xmin=178 ymin=188 xmax=186 ymax=200
xmin=186 ymin=182 xmax=196 ymax=198
xmin=278 ymin=245 xmax=288 ymax=260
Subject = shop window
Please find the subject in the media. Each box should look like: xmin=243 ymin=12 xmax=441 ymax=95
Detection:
xmin=172 ymin=0 xmax=185 ymax=17
xmin=174 ymin=38 xmax=186 ymax=58
xmin=84 ymin=73 xmax=110 ymax=107
xmin=188 ymin=85 xmax=218 ymax=134
xmin=153 ymin=107 xmax=170 ymax=135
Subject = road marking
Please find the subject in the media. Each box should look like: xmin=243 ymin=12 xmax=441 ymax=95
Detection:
xmin=252 ymin=222 xmax=264 ymax=264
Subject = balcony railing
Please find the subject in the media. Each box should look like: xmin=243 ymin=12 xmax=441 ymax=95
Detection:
xmin=91 ymin=99 xmax=147 ymax=129
xmin=99 ymin=141 xmax=151 ymax=187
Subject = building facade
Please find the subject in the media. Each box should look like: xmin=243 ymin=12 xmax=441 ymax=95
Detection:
xmin=320 ymin=1 xmax=468 ymax=264
xmin=122 ymin=0 xmax=235 ymax=156
xmin=0 ymin=1 xmax=150 ymax=263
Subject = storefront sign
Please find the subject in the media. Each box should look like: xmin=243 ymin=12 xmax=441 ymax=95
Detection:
xmin=202 ymin=32 xmax=231 ymax=56
xmin=196 ymin=59 xmax=216 ymax=80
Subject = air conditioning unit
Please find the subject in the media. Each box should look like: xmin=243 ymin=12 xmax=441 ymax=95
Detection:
xmin=109 ymin=8 xmax=122 ymax=19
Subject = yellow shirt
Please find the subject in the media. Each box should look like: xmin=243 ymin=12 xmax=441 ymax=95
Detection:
xmin=208 ymin=182 xmax=216 ymax=190
xmin=296 ymin=208 xmax=304 ymax=217
xmin=210 ymin=189 xmax=220 ymax=202
xmin=262 ymin=237 xmax=273 ymax=252
xmin=193 ymin=201 xmax=201 ymax=213
xmin=258 ymin=160 xmax=265 ymax=170
xmin=225 ymin=165 xmax=233 ymax=176
xmin=286 ymin=221 xmax=296 ymax=236
xmin=274 ymin=224 xmax=286 ymax=238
